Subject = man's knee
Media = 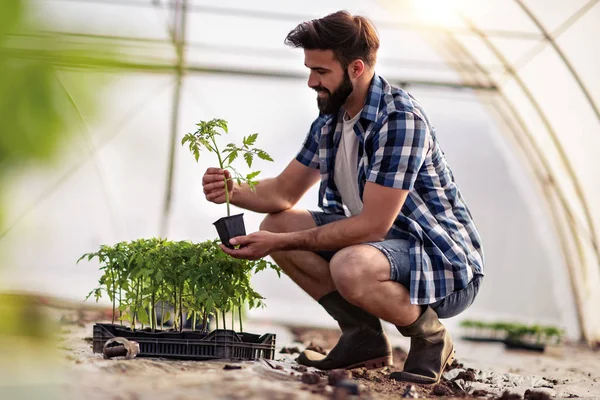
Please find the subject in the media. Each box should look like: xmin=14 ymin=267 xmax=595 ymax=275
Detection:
xmin=259 ymin=213 xmax=283 ymax=233
xmin=330 ymin=246 xmax=373 ymax=302
xmin=259 ymin=210 xmax=315 ymax=233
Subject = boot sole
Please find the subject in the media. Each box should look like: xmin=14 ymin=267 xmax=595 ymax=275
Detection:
xmin=345 ymin=354 xmax=393 ymax=370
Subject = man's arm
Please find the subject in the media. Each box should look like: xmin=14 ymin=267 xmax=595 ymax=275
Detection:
xmin=221 ymin=111 xmax=429 ymax=260
xmin=223 ymin=182 xmax=409 ymax=258
xmin=280 ymin=182 xmax=408 ymax=250
xmin=230 ymin=160 xmax=320 ymax=214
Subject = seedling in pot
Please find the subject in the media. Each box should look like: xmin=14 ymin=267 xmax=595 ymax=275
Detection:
xmin=182 ymin=118 xmax=273 ymax=248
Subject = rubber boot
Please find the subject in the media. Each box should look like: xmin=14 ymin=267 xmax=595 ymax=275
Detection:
xmin=296 ymin=291 xmax=392 ymax=370
xmin=389 ymin=306 xmax=454 ymax=384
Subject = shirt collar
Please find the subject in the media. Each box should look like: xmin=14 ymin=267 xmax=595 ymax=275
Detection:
xmin=359 ymin=73 xmax=383 ymax=123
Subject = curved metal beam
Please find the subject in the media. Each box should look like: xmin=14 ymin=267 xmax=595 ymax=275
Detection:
xmin=459 ymin=17 xmax=600 ymax=268
xmin=514 ymin=0 xmax=600 ymax=123
xmin=435 ymin=32 xmax=588 ymax=341
xmin=160 ymin=0 xmax=188 ymax=237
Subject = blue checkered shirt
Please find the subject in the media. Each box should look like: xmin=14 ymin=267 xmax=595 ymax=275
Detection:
xmin=296 ymin=74 xmax=484 ymax=305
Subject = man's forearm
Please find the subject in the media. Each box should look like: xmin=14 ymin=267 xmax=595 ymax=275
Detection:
xmin=279 ymin=215 xmax=388 ymax=252
xmin=231 ymin=178 xmax=291 ymax=214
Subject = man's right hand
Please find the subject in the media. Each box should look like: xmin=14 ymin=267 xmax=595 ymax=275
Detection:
xmin=202 ymin=168 xmax=234 ymax=204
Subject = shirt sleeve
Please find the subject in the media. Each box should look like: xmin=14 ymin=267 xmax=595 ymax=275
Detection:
xmin=366 ymin=111 xmax=429 ymax=190
xmin=295 ymin=118 xmax=321 ymax=169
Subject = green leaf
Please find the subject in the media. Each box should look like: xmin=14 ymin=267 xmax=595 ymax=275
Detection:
xmin=244 ymin=152 xmax=253 ymax=168
xmin=227 ymin=150 xmax=238 ymax=165
xmin=162 ymin=311 xmax=171 ymax=324
xmin=138 ymin=307 xmax=150 ymax=325
xmin=215 ymin=119 xmax=228 ymax=133
xmin=245 ymin=133 xmax=258 ymax=146
xmin=247 ymin=171 xmax=260 ymax=180
xmin=257 ymin=150 xmax=273 ymax=162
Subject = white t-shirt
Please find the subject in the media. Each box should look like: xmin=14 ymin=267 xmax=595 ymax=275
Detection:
xmin=334 ymin=111 xmax=363 ymax=216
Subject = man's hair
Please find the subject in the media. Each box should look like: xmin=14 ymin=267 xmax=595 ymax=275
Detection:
xmin=284 ymin=10 xmax=379 ymax=68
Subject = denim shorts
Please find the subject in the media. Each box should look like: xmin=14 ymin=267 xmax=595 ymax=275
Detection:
xmin=309 ymin=211 xmax=482 ymax=319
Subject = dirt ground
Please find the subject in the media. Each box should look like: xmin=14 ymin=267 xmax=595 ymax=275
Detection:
xmin=4 ymin=304 xmax=599 ymax=400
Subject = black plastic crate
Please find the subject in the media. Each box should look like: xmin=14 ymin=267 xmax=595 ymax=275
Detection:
xmin=93 ymin=323 xmax=276 ymax=361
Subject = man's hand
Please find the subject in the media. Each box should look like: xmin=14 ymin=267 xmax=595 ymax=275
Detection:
xmin=219 ymin=231 xmax=284 ymax=260
xmin=203 ymin=168 xmax=234 ymax=204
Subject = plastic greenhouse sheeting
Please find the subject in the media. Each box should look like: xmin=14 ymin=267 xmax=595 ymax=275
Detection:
xmin=1 ymin=0 xmax=599 ymax=343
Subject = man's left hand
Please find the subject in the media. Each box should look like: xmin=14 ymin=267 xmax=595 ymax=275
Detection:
xmin=219 ymin=231 xmax=284 ymax=260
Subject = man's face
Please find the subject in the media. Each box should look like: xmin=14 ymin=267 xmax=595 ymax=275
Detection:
xmin=304 ymin=49 xmax=354 ymax=115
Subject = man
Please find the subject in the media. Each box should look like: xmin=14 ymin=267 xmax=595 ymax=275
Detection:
xmin=202 ymin=11 xmax=484 ymax=384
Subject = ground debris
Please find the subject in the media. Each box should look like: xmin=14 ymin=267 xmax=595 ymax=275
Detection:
xmin=454 ymin=368 xmax=477 ymax=382
xmin=280 ymin=346 xmax=300 ymax=354
xmin=334 ymin=380 xmax=360 ymax=397
xmin=403 ymin=385 xmax=419 ymax=398
xmin=328 ymin=369 xmax=352 ymax=386
xmin=495 ymin=390 xmax=522 ymax=399
xmin=223 ymin=364 xmax=242 ymax=370
xmin=523 ymin=389 xmax=551 ymax=400
xmin=292 ymin=365 xmax=308 ymax=373
xmin=305 ymin=342 xmax=327 ymax=355
xmin=301 ymin=372 xmax=321 ymax=384
xmin=432 ymin=383 xmax=454 ymax=396
xmin=446 ymin=358 xmax=464 ymax=371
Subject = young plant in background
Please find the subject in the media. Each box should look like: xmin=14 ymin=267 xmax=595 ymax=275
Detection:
xmin=181 ymin=118 xmax=273 ymax=248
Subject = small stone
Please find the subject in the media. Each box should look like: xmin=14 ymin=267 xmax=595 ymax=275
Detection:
xmin=280 ymin=346 xmax=300 ymax=354
xmin=305 ymin=342 xmax=327 ymax=355
xmin=403 ymin=385 xmax=419 ymax=398
xmin=432 ymin=384 xmax=453 ymax=396
xmin=454 ymin=369 xmax=477 ymax=382
xmin=301 ymin=372 xmax=321 ymax=385
xmin=223 ymin=364 xmax=242 ymax=370
xmin=524 ymin=389 xmax=551 ymax=400
xmin=328 ymin=369 xmax=352 ymax=386
xmin=336 ymin=380 xmax=359 ymax=396
xmin=497 ymin=390 xmax=522 ymax=400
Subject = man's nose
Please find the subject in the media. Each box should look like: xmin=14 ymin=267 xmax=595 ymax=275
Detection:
xmin=307 ymin=71 xmax=319 ymax=89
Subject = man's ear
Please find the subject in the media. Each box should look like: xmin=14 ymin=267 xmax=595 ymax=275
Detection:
xmin=348 ymin=59 xmax=365 ymax=79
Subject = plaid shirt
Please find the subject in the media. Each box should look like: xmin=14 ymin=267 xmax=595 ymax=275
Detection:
xmin=296 ymin=74 xmax=484 ymax=304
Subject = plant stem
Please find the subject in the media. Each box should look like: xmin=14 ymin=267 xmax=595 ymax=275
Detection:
xmin=179 ymin=284 xmax=183 ymax=333
xmin=119 ymin=286 xmax=123 ymax=326
xmin=239 ymin=304 xmax=243 ymax=333
xmin=173 ymin=286 xmax=178 ymax=331
xmin=222 ymin=310 xmax=226 ymax=330
xmin=203 ymin=311 xmax=208 ymax=333
xmin=232 ymin=308 xmax=235 ymax=332
xmin=161 ymin=301 xmax=165 ymax=330
xmin=192 ymin=311 xmax=196 ymax=332
xmin=134 ymin=278 xmax=141 ymax=331
xmin=110 ymin=265 xmax=116 ymax=325
xmin=210 ymin=136 xmax=231 ymax=217
xmin=215 ymin=311 xmax=219 ymax=330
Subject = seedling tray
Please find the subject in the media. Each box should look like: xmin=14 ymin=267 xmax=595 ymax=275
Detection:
xmin=93 ymin=323 xmax=276 ymax=361
xmin=503 ymin=338 xmax=545 ymax=352
xmin=460 ymin=336 xmax=505 ymax=343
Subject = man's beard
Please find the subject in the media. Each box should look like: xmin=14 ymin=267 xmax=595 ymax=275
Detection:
xmin=314 ymin=71 xmax=354 ymax=115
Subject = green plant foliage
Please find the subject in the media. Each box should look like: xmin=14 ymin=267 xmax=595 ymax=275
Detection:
xmin=181 ymin=118 xmax=274 ymax=216
xmin=459 ymin=319 xmax=565 ymax=344
xmin=79 ymin=239 xmax=281 ymax=333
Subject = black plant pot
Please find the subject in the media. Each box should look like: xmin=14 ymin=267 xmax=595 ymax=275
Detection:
xmin=213 ymin=213 xmax=246 ymax=249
